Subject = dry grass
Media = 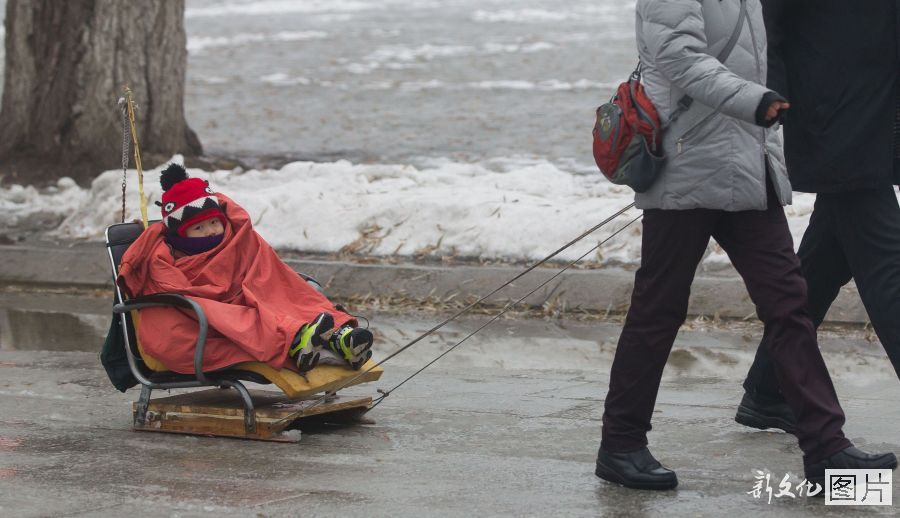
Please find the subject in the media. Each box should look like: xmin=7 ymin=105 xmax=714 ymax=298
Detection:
xmin=337 ymin=223 xmax=388 ymax=256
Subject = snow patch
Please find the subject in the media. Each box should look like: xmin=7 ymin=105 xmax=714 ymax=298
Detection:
xmin=186 ymin=0 xmax=439 ymax=18
xmin=468 ymin=79 xmax=618 ymax=91
xmin=344 ymin=40 xmax=557 ymax=74
xmin=260 ymin=73 xmax=311 ymax=86
xmin=0 ymin=178 xmax=90 ymax=230
xmin=472 ymin=4 xmax=637 ymax=25
xmin=472 ymin=9 xmax=571 ymax=23
xmin=358 ymin=79 xmax=617 ymax=93
xmin=186 ymin=0 xmax=374 ymax=18
xmin=188 ymin=30 xmax=328 ymax=54
xmin=194 ymin=76 xmax=229 ymax=85
xmin=0 ymin=157 xmax=833 ymax=269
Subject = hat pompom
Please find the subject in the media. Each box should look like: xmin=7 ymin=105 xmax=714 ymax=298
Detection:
xmin=160 ymin=164 xmax=189 ymax=191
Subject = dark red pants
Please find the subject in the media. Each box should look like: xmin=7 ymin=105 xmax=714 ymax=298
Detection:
xmin=601 ymin=180 xmax=851 ymax=463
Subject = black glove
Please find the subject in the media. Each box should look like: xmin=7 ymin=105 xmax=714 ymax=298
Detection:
xmin=755 ymin=91 xmax=788 ymax=128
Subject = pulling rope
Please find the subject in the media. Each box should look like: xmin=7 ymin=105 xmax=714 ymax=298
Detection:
xmin=271 ymin=203 xmax=638 ymax=426
xmin=367 ymin=213 xmax=642 ymax=411
xmin=349 ymin=202 xmax=634 ymax=375
xmin=330 ymin=202 xmax=635 ymax=388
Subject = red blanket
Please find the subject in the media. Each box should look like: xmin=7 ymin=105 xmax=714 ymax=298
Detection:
xmin=118 ymin=194 xmax=354 ymax=374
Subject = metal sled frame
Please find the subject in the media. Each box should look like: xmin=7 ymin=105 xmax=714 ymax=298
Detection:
xmin=105 ymin=221 xmax=379 ymax=441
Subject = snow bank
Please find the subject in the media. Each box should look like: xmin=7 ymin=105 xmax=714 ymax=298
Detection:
xmin=0 ymin=157 xmax=823 ymax=269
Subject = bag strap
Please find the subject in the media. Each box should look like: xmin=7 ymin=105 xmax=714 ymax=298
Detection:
xmin=666 ymin=0 xmax=747 ymax=125
xmin=718 ymin=0 xmax=748 ymax=64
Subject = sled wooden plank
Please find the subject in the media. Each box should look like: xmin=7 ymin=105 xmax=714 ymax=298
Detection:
xmin=133 ymin=389 xmax=372 ymax=442
xmin=231 ymin=359 xmax=383 ymax=399
xmin=136 ymin=328 xmax=384 ymax=398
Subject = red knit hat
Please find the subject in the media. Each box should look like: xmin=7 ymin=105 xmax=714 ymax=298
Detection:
xmin=157 ymin=164 xmax=226 ymax=237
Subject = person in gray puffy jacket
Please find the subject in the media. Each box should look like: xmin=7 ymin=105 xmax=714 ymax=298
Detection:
xmin=595 ymin=0 xmax=897 ymax=491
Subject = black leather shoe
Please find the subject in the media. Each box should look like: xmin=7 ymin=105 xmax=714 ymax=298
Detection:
xmin=805 ymin=446 xmax=898 ymax=488
xmin=595 ymin=446 xmax=678 ymax=490
xmin=734 ymin=392 xmax=796 ymax=434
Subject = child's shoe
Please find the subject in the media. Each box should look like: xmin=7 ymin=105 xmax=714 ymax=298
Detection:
xmin=288 ymin=312 xmax=334 ymax=372
xmin=328 ymin=324 xmax=374 ymax=370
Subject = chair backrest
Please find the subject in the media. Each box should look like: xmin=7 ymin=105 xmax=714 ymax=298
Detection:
xmin=105 ymin=221 xmax=159 ymax=377
xmin=106 ymin=222 xmax=148 ymax=288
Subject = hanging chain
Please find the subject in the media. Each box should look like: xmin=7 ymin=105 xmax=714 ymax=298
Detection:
xmin=118 ymin=98 xmax=131 ymax=223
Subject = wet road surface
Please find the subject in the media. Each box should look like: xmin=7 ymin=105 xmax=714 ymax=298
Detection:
xmin=0 ymin=287 xmax=898 ymax=516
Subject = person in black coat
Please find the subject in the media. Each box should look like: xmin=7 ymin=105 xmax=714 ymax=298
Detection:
xmin=737 ymin=0 xmax=900 ymax=433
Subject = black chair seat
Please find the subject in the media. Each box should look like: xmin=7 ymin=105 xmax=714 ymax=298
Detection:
xmin=148 ymin=369 xmax=271 ymax=386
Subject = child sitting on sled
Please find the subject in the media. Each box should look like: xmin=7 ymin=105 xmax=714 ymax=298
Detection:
xmin=117 ymin=163 xmax=373 ymax=375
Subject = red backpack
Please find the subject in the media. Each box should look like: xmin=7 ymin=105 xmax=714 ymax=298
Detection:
xmin=591 ymin=67 xmax=665 ymax=193
xmin=593 ymin=0 xmax=746 ymax=193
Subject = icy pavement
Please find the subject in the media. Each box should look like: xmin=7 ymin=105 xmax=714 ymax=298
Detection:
xmin=1 ymin=288 xmax=898 ymax=516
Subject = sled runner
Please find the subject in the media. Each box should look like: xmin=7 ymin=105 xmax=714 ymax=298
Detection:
xmin=105 ymin=221 xmax=383 ymax=442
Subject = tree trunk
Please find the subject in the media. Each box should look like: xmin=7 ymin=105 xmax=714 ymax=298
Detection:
xmin=0 ymin=0 xmax=202 ymax=186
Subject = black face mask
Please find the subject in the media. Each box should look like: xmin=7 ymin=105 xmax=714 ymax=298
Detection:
xmin=166 ymin=232 xmax=224 ymax=256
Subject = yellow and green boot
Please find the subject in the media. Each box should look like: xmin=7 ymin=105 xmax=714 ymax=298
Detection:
xmin=288 ymin=312 xmax=334 ymax=372
xmin=327 ymin=324 xmax=374 ymax=370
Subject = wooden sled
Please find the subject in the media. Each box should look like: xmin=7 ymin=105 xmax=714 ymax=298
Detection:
xmin=133 ymin=389 xmax=374 ymax=443
xmin=106 ymin=221 xmax=382 ymax=441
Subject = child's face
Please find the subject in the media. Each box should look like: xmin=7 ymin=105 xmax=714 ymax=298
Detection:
xmin=184 ymin=218 xmax=224 ymax=238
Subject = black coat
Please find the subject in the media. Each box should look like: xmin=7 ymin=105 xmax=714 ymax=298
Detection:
xmin=763 ymin=0 xmax=900 ymax=193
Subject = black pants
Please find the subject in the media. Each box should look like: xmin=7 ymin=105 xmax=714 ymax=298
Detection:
xmin=601 ymin=180 xmax=850 ymax=464
xmin=744 ymin=187 xmax=900 ymax=402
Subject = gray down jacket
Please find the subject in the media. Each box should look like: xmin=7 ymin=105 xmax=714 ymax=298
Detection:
xmin=634 ymin=0 xmax=791 ymax=211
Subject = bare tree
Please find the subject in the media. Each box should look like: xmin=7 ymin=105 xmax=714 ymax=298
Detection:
xmin=0 ymin=0 xmax=201 ymax=185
